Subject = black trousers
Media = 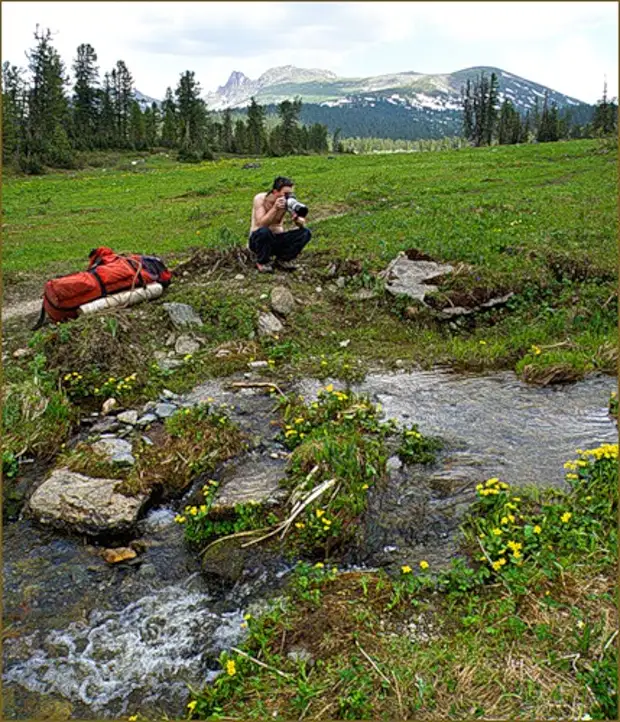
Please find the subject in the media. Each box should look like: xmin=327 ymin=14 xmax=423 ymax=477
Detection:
xmin=248 ymin=226 xmax=312 ymax=264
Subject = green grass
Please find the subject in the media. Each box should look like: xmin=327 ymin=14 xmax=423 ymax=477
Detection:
xmin=182 ymin=445 xmax=618 ymax=721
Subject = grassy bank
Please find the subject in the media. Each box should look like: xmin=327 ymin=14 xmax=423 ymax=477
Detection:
xmin=180 ymin=443 xmax=617 ymax=721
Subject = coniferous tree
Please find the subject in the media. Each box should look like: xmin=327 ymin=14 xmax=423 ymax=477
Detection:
xmin=110 ymin=60 xmax=134 ymax=147
xmin=537 ymin=92 xmax=559 ymax=142
xmin=332 ymin=127 xmax=344 ymax=153
xmin=160 ymin=87 xmax=178 ymax=147
xmin=461 ymin=79 xmax=474 ymax=141
xmin=2 ymin=61 xmax=27 ymax=165
xmin=175 ymin=70 xmax=209 ymax=161
xmin=277 ymin=97 xmax=302 ymax=154
xmin=308 ymin=122 xmax=329 ymax=152
xmin=72 ymin=43 xmax=99 ymax=149
xmin=97 ymin=72 xmax=116 ymax=148
xmin=592 ymin=80 xmax=618 ymax=136
xmin=221 ymin=108 xmax=234 ymax=152
xmin=232 ymin=119 xmax=248 ymax=154
xmin=23 ymin=25 xmax=74 ymax=171
xmin=144 ymin=101 xmax=160 ymax=148
xmin=484 ymin=72 xmax=499 ymax=145
xmin=128 ymin=100 xmax=146 ymax=149
xmin=246 ymin=96 xmax=266 ymax=154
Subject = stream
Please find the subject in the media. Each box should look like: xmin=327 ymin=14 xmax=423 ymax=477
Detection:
xmin=3 ymin=369 xmax=617 ymax=719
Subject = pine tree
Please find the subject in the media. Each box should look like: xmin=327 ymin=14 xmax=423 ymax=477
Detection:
xmin=246 ymin=96 xmax=266 ymax=155
xmin=592 ymin=80 xmax=618 ymax=136
xmin=110 ymin=60 xmax=134 ymax=147
xmin=23 ymin=25 xmax=74 ymax=171
xmin=233 ymin=119 xmax=248 ymax=154
xmin=308 ymin=123 xmax=328 ymax=152
xmin=537 ymin=92 xmax=559 ymax=142
xmin=461 ymin=79 xmax=474 ymax=142
xmin=332 ymin=127 xmax=344 ymax=153
xmin=484 ymin=72 xmax=499 ymax=145
xmin=160 ymin=87 xmax=177 ymax=147
xmin=175 ymin=70 xmax=209 ymax=161
xmin=72 ymin=43 xmax=99 ymax=150
xmin=277 ymin=97 xmax=302 ymax=154
xmin=128 ymin=100 xmax=146 ymax=149
xmin=2 ymin=61 xmax=27 ymax=165
xmin=97 ymin=73 xmax=116 ymax=148
xmin=144 ymin=101 xmax=160 ymax=148
xmin=222 ymin=108 xmax=234 ymax=153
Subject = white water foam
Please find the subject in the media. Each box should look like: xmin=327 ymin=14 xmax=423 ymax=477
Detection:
xmin=4 ymin=584 xmax=245 ymax=715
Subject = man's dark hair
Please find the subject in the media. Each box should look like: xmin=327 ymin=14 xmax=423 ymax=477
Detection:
xmin=271 ymin=176 xmax=294 ymax=192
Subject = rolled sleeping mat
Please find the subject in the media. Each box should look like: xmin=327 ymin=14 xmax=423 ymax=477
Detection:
xmin=78 ymin=283 xmax=163 ymax=315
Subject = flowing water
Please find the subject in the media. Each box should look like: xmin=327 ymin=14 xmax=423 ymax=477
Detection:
xmin=3 ymin=370 xmax=617 ymax=718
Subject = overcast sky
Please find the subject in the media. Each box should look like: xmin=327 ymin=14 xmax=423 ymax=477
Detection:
xmin=2 ymin=1 xmax=617 ymax=104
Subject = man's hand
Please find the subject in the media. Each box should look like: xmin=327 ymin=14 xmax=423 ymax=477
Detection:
xmin=275 ymin=197 xmax=287 ymax=210
xmin=292 ymin=213 xmax=306 ymax=227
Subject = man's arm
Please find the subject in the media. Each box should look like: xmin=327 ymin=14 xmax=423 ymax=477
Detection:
xmin=254 ymin=194 xmax=285 ymax=228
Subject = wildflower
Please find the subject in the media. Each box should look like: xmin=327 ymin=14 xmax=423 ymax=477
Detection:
xmin=507 ymin=541 xmax=522 ymax=552
xmin=244 ymin=613 xmax=252 ymax=620
xmin=240 ymin=622 xmax=247 ymax=629
xmin=401 ymin=565 xmax=412 ymax=574
xmin=322 ymin=519 xmax=332 ymax=526
xmin=209 ymin=480 xmax=218 ymax=486
xmin=576 ymin=620 xmax=585 ymax=629
xmin=315 ymin=509 xmax=325 ymax=518
xmin=128 ymin=716 xmax=138 ymax=722
xmin=561 ymin=512 xmax=572 ymax=523
xmin=314 ymin=562 xmax=324 ymax=568
xmin=492 ymin=528 xmax=502 ymax=536
xmin=531 ymin=345 xmax=542 ymax=355
xmin=174 ymin=515 xmax=186 ymax=523
xmin=294 ymin=522 xmax=305 ymax=529
xmin=189 ymin=506 xmax=198 ymax=516
xmin=226 ymin=659 xmax=236 ymax=676
xmin=479 ymin=340 xmax=487 ymax=345
xmin=362 ymin=483 xmax=369 ymax=490
xmin=419 ymin=560 xmax=429 ymax=570
xmin=294 ymin=417 xmax=305 ymax=425
xmin=512 ymin=497 xmax=521 ymax=502
xmin=507 ymin=514 xmax=516 ymax=524
xmin=501 ymin=516 xmax=508 ymax=525
xmin=565 ymin=473 xmax=578 ymax=480
xmin=199 ymin=505 xmax=207 ymax=513
xmin=187 ymin=700 xmax=197 ymax=712
xmin=512 ymin=550 xmax=522 ymax=559
xmin=325 ymin=384 xmax=334 ymax=392
xmin=533 ymin=525 xmax=542 ymax=534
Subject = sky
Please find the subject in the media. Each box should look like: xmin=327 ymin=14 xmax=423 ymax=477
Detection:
xmin=2 ymin=1 xmax=618 ymax=104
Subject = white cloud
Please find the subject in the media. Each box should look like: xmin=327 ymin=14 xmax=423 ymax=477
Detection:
xmin=1 ymin=1 xmax=617 ymax=102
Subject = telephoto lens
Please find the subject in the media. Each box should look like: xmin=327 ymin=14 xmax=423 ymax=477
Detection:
xmin=285 ymin=193 xmax=309 ymax=217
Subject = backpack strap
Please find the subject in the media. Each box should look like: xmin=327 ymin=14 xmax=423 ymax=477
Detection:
xmin=31 ymin=302 xmax=47 ymax=331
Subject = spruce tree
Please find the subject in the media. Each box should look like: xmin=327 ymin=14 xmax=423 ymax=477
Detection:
xmin=222 ymin=108 xmax=234 ymax=153
xmin=128 ymin=100 xmax=146 ymax=149
xmin=175 ymin=70 xmax=209 ymax=161
xmin=110 ymin=60 xmax=134 ymax=147
xmin=246 ymin=96 xmax=266 ymax=155
xmin=97 ymin=73 xmax=116 ymax=148
xmin=23 ymin=25 xmax=74 ymax=171
xmin=160 ymin=87 xmax=178 ymax=147
xmin=233 ymin=119 xmax=248 ymax=154
xmin=2 ymin=61 xmax=27 ymax=165
xmin=277 ymin=97 xmax=302 ymax=154
xmin=592 ymin=80 xmax=618 ymax=136
xmin=484 ymin=72 xmax=499 ymax=145
xmin=144 ymin=101 xmax=160 ymax=148
xmin=461 ymin=79 xmax=474 ymax=142
xmin=72 ymin=43 xmax=99 ymax=150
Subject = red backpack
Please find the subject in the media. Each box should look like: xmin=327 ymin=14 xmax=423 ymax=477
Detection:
xmin=34 ymin=247 xmax=172 ymax=327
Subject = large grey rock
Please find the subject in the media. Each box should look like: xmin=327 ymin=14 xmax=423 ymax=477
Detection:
xmin=92 ymin=437 xmax=135 ymax=466
xmin=117 ymin=410 xmax=139 ymax=426
xmin=154 ymin=402 xmax=178 ymax=419
xmin=27 ymin=468 xmax=147 ymax=535
xmin=137 ymin=413 xmax=157 ymax=427
xmin=270 ymin=286 xmax=296 ymax=316
xmin=257 ymin=312 xmax=284 ymax=337
xmin=210 ymin=458 xmax=288 ymax=515
xmin=380 ymin=253 xmax=453 ymax=303
xmin=162 ymin=302 xmax=203 ymax=330
xmin=175 ymin=335 xmax=200 ymax=355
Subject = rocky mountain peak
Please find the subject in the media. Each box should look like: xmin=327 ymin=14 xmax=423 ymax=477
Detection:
xmin=219 ymin=70 xmax=250 ymax=93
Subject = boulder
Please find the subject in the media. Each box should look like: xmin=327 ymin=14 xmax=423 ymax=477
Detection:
xmin=163 ymin=302 xmax=203 ymax=330
xmin=175 ymin=335 xmax=200 ymax=355
xmin=27 ymin=468 xmax=147 ymax=536
xmin=137 ymin=413 xmax=157 ymax=427
xmin=92 ymin=437 xmax=135 ymax=466
xmin=257 ymin=312 xmax=284 ymax=337
xmin=154 ymin=402 xmax=178 ymax=419
xmin=270 ymin=286 xmax=296 ymax=316
xmin=117 ymin=410 xmax=139 ymax=426
xmin=380 ymin=253 xmax=453 ymax=303
xmin=210 ymin=458 xmax=288 ymax=515
xmin=102 ymin=398 xmax=118 ymax=415
xmin=201 ymin=537 xmax=255 ymax=582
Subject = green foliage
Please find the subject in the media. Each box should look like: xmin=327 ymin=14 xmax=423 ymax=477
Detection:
xmin=397 ymin=424 xmax=442 ymax=464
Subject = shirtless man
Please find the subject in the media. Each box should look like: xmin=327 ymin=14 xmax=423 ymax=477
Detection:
xmin=248 ymin=176 xmax=312 ymax=273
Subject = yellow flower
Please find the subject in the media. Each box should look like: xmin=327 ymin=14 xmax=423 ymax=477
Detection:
xmin=199 ymin=505 xmax=207 ymax=513
xmin=187 ymin=700 xmax=197 ymax=712
xmin=531 ymin=345 xmax=542 ymax=355
xmin=325 ymin=384 xmax=334 ymax=392
xmin=174 ymin=515 xmax=186 ymax=523
xmin=315 ymin=509 xmax=325 ymax=518
xmin=189 ymin=507 xmax=198 ymax=516
xmin=479 ymin=340 xmax=487 ymax=345
xmin=401 ymin=565 xmax=412 ymax=574
xmin=244 ymin=613 xmax=252 ymax=620
xmin=128 ymin=716 xmax=138 ymax=722
xmin=314 ymin=562 xmax=324 ymax=568
xmin=294 ymin=522 xmax=305 ymax=529
xmin=284 ymin=429 xmax=298 ymax=437
xmin=501 ymin=516 xmax=508 ymax=525
xmin=565 ymin=473 xmax=578 ymax=480
xmin=226 ymin=659 xmax=236 ymax=676
xmin=419 ymin=560 xmax=429 ymax=570
xmin=294 ymin=417 xmax=305 ymax=424
xmin=240 ymin=622 xmax=247 ymax=629
xmin=533 ymin=525 xmax=542 ymax=534
xmin=507 ymin=515 xmax=516 ymax=524
xmin=512 ymin=550 xmax=522 ymax=559
xmin=507 ymin=540 xmax=522 ymax=551
xmin=492 ymin=528 xmax=502 ymax=536
xmin=362 ymin=483 xmax=369 ymax=490
xmin=561 ymin=512 xmax=572 ymax=523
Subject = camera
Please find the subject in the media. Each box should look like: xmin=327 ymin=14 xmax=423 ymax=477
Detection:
xmin=284 ymin=192 xmax=308 ymax=218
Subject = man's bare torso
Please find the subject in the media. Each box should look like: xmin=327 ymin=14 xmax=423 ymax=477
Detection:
xmin=250 ymin=192 xmax=286 ymax=234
